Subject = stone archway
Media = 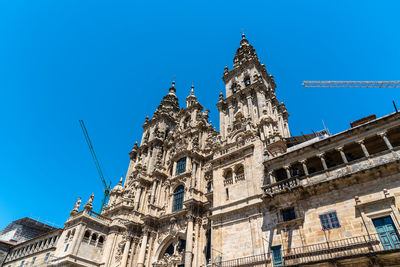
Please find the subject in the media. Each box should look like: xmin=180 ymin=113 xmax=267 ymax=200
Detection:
xmin=153 ymin=234 xmax=186 ymax=267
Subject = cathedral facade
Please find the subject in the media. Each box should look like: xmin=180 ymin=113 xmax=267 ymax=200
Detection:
xmin=3 ymin=35 xmax=400 ymax=267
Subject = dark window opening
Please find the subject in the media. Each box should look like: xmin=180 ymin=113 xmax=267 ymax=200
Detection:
xmin=176 ymin=157 xmax=187 ymax=175
xmin=172 ymin=185 xmax=184 ymax=212
xmin=320 ymin=212 xmax=340 ymax=230
xmin=275 ymin=168 xmax=287 ymax=182
xmin=226 ymin=188 xmax=229 ymax=200
xmin=343 ymin=143 xmax=364 ymax=162
xmin=365 ymin=135 xmax=389 ymax=155
xmin=282 ymin=208 xmax=296 ymax=222
xmin=388 ymin=126 xmax=400 ymax=148
xmin=244 ymin=77 xmax=251 ymax=86
xmin=206 ymin=182 xmax=212 ymax=193
xmin=206 ymin=230 xmax=211 ymax=262
xmin=231 ymin=83 xmax=238 ymax=94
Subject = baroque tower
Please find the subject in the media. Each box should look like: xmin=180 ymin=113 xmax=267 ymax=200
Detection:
xmin=218 ymin=34 xmax=290 ymax=156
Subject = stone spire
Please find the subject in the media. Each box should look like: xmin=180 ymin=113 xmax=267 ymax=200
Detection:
xmin=233 ymin=33 xmax=261 ymax=68
xmin=152 ymin=81 xmax=180 ymax=119
xmin=186 ymin=84 xmax=198 ymax=108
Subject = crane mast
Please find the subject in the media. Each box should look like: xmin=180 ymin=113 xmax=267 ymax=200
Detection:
xmin=79 ymin=120 xmax=111 ymax=213
xmin=302 ymin=81 xmax=400 ymax=88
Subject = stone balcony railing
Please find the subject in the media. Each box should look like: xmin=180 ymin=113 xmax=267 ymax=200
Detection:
xmin=223 ymin=177 xmax=233 ymax=186
xmin=204 ymin=231 xmax=400 ymax=266
xmin=263 ymin=147 xmax=400 ymax=197
xmin=235 ymin=173 xmax=245 ymax=182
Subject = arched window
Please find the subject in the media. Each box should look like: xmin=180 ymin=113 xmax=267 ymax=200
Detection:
xmin=223 ymin=169 xmax=233 ymax=186
xmin=172 ymin=185 xmax=184 ymax=212
xmin=235 ymin=165 xmax=245 ymax=181
xmin=231 ymin=83 xmax=238 ymax=94
xmin=83 ymin=231 xmax=91 ymax=243
xmin=244 ymin=76 xmax=251 ymax=86
xmin=90 ymin=233 xmax=97 ymax=245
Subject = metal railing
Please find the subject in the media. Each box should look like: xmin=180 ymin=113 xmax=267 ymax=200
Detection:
xmin=283 ymin=232 xmax=400 ymax=265
xmin=204 ymin=231 xmax=400 ymax=267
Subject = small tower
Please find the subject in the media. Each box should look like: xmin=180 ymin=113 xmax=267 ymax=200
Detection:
xmin=218 ymin=34 xmax=290 ymax=151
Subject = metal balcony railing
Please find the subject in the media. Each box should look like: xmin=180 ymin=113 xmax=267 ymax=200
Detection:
xmin=204 ymin=231 xmax=400 ymax=267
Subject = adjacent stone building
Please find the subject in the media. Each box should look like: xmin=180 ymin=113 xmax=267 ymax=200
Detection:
xmin=2 ymin=34 xmax=400 ymax=267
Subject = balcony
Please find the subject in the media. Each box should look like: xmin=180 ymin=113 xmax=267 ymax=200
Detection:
xmin=204 ymin=232 xmax=400 ymax=266
xmin=263 ymin=177 xmax=301 ymax=197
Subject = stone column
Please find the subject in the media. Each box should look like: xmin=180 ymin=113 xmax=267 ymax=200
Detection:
xmin=357 ymin=139 xmax=370 ymax=157
xmin=121 ymin=236 xmax=131 ymax=267
xmin=103 ymin=232 xmax=117 ymax=267
xmin=284 ymin=166 xmax=291 ymax=179
xmin=185 ymin=213 xmax=194 ymax=267
xmin=70 ymin=224 xmax=84 ymax=254
xmin=336 ymin=146 xmax=348 ymax=164
xmin=300 ymin=160 xmax=309 ymax=176
xmin=150 ymin=180 xmax=158 ymax=204
xmin=268 ymin=170 xmax=276 ymax=184
xmin=134 ymin=187 xmax=143 ymax=210
xmin=318 ymin=153 xmax=328 ymax=170
xmin=137 ymin=228 xmax=149 ymax=267
xmin=379 ymin=131 xmax=393 ymax=150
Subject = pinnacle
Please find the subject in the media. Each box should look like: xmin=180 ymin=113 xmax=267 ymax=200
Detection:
xmin=169 ymin=81 xmax=176 ymax=95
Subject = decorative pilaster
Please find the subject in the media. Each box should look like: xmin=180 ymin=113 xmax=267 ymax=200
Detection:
xmin=134 ymin=187 xmax=143 ymax=210
xmin=137 ymin=227 xmax=149 ymax=267
xmin=150 ymin=180 xmax=158 ymax=204
xmin=121 ymin=235 xmax=131 ymax=267
xmin=70 ymin=224 xmax=84 ymax=254
xmin=185 ymin=212 xmax=194 ymax=267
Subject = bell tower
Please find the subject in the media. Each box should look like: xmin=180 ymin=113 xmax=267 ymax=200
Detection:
xmin=217 ymin=34 xmax=290 ymax=151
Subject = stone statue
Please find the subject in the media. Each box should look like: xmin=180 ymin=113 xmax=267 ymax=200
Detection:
xmin=84 ymin=193 xmax=94 ymax=210
xmin=73 ymin=197 xmax=81 ymax=212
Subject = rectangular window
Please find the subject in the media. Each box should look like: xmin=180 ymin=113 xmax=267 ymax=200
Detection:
xmin=176 ymin=157 xmax=186 ymax=175
xmin=19 ymin=261 xmax=24 ymax=267
xmin=44 ymin=252 xmax=50 ymax=261
xmin=282 ymin=208 xmax=296 ymax=222
xmin=320 ymin=212 xmax=340 ymax=230
xmin=31 ymin=257 xmax=36 ymax=265
xmin=64 ymin=243 xmax=69 ymax=252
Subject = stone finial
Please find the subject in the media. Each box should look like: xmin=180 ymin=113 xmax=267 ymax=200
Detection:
xmin=169 ymin=81 xmax=176 ymax=95
xmin=84 ymin=193 xmax=94 ymax=211
xmin=224 ymin=65 xmax=229 ymax=75
xmin=383 ymin=188 xmax=390 ymax=198
xmin=219 ymin=91 xmax=224 ymax=101
xmin=355 ymin=195 xmax=361 ymax=205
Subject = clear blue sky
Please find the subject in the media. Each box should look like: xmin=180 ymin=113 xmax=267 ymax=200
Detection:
xmin=0 ymin=0 xmax=399 ymax=230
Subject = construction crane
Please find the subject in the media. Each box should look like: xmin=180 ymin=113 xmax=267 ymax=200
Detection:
xmin=79 ymin=120 xmax=111 ymax=213
xmin=302 ymin=81 xmax=400 ymax=88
